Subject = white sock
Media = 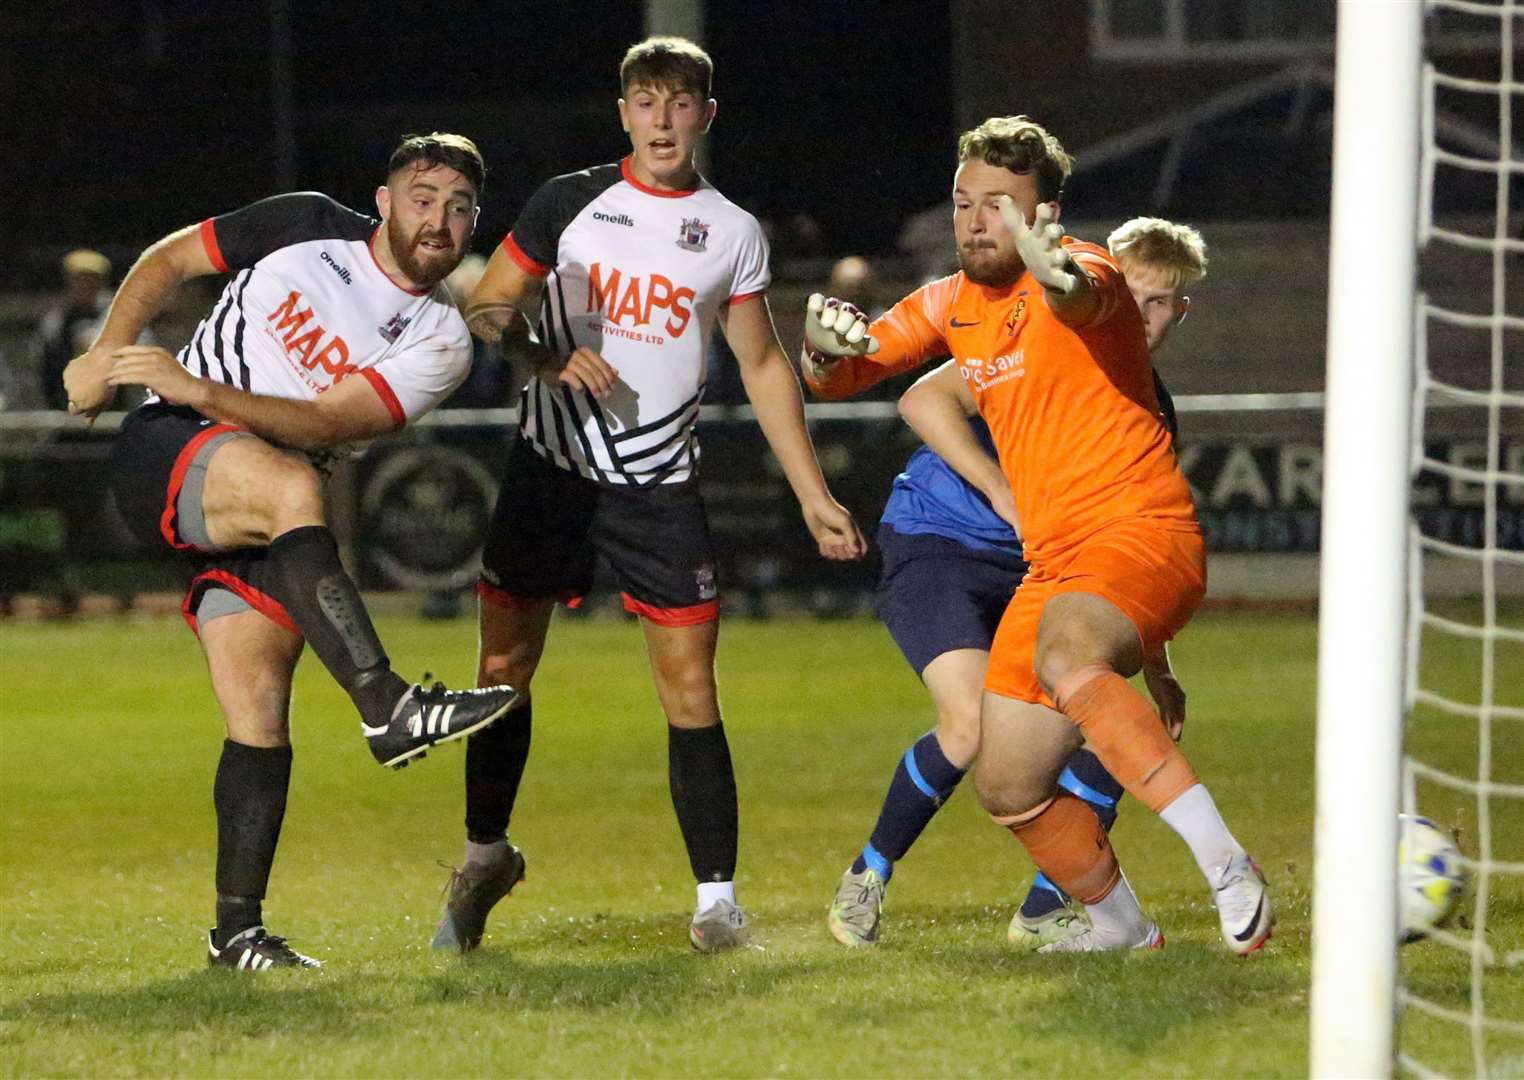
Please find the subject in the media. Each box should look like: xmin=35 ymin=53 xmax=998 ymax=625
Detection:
xmin=1159 ymin=783 xmax=1246 ymax=887
xmin=696 ymin=880 xmax=735 ymax=912
xmin=464 ymin=837 xmax=507 ymax=866
xmin=1083 ymin=870 xmax=1150 ymax=945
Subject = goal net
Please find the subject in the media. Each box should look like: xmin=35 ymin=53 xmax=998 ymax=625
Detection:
xmin=1311 ymin=2 xmax=1521 ymax=1077
xmin=1399 ymin=1 xmax=1523 ymax=1076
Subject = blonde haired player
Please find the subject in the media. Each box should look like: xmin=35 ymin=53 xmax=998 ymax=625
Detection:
xmin=808 ymin=116 xmax=1271 ymax=955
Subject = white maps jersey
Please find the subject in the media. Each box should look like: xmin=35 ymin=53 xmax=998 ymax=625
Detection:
xmin=502 ymin=158 xmax=771 ymax=485
xmin=181 ymin=192 xmax=471 ymax=430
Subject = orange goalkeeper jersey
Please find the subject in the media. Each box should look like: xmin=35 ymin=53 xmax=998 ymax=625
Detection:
xmin=805 ymin=240 xmax=1198 ymax=564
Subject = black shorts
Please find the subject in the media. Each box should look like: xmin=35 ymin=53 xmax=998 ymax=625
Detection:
xmin=112 ymin=402 xmax=247 ymax=554
xmin=479 ymin=437 xmax=719 ymax=626
xmin=111 ymin=402 xmax=298 ymax=637
xmin=873 ymin=524 xmax=1028 ymax=676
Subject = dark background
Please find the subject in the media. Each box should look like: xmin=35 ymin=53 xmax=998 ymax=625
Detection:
xmin=6 ymin=3 xmax=955 ymax=269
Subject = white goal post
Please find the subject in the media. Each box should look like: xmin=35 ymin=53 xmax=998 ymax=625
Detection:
xmin=1309 ymin=2 xmax=1423 ymax=1078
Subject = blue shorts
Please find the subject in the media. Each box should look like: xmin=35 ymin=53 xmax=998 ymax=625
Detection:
xmin=873 ymin=525 xmax=1028 ymax=677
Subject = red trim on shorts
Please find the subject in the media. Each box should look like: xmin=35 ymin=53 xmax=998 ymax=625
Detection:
xmin=476 ymin=580 xmax=584 ymax=610
xmin=161 ymin=422 xmax=242 ymax=551
xmin=620 ymin=156 xmax=699 ymax=198
xmin=199 ymin=219 xmax=228 ymax=274
xmin=728 ymin=290 xmax=764 ymax=307
xmin=621 ymin=593 xmax=719 ymax=627
xmin=182 ymin=567 xmax=299 ymax=638
xmin=360 ymin=368 xmax=406 ymax=428
xmin=501 ymin=233 xmax=550 ymax=277
xmin=368 ymin=228 xmax=429 ymax=296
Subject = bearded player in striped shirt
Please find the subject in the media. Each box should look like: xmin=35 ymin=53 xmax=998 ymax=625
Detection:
xmin=63 ymin=133 xmax=518 ymax=971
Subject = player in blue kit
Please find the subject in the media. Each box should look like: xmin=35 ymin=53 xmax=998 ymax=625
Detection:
xmin=826 ymin=217 xmax=1208 ymax=948
xmin=429 ymin=36 xmax=865 ymax=955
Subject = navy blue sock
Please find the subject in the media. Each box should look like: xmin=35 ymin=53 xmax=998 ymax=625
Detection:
xmin=1016 ymin=749 xmax=1126 ymax=918
xmin=850 ymin=731 xmax=965 ymax=881
xmin=1060 ymin=749 xmax=1125 ymax=831
xmin=1019 ymin=872 xmax=1071 ymax=919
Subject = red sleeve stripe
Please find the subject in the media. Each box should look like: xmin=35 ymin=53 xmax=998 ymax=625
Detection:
xmin=502 ymin=233 xmax=550 ymax=277
xmin=360 ymin=368 xmax=406 ymax=429
xmin=620 ymin=594 xmax=720 ymax=627
xmin=199 ymin=218 xmax=228 ymax=273
xmin=728 ymin=290 xmax=764 ymax=307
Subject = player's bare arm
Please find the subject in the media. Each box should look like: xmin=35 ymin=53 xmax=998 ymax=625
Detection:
xmin=62 ymin=225 xmax=219 ymax=416
xmin=898 ymin=361 xmax=1020 ymax=532
xmin=1142 ymin=645 xmax=1187 ymax=741
xmin=723 ymin=295 xmax=866 ymax=561
xmin=996 ymin=196 xmax=1103 ymax=328
xmin=105 ymin=345 xmax=397 ymax=450
xmin=466 ymin=248 xmax=617 ymax=398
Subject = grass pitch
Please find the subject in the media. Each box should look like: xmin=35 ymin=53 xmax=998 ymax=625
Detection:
xmin=1 ymin=608 xmax=1519 ymax=1077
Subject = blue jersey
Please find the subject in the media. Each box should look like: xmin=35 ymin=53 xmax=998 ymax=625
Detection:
xmin=879 ymin=372 xmax=1178 ymax=558
xmin=879 ymin=416 xmax=1022 ymax=556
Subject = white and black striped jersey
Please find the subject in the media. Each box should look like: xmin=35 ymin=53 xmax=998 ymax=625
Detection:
xmin=502 ymin=158 xmax=771 ymax=486
xmin=180 ymin=192 xmax=471 ymax=428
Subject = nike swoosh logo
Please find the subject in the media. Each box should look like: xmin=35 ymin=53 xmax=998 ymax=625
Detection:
xmin=949 ymin=318 xmax=980 ymax=327
xmin=1233 ymin=895 xmax=1267 ymax=942
xmin=360 ymin=721 xmax=389 ymax=738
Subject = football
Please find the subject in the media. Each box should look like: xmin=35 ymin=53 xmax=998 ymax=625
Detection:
xmin=1398 ymin=813 xmax=1468 ymax=942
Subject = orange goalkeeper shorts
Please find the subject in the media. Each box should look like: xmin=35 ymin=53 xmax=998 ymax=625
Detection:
xmin=983 ymin=520 xmax=1207 ymax=706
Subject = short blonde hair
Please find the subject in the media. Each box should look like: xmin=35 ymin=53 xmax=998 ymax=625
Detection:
xmin=957 ymin=116 xmax=1073 ymax=202
xmin=1107 ymin=217 xmax=1208 ymax=288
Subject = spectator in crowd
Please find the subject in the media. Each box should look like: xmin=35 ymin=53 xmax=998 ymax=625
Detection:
xmin=897 ymin=204 xmax=960 ymax=285
xmin=827 ymin=255 xmax=884 ymax=321
xmin=31 ymin=250 xmax=152 ymax=411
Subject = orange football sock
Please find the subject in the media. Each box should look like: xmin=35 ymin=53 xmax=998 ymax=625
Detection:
xmin=994 ymin=792 xmax=1120 ymax=904
xmin=1053 ymin=664 xmax=1198 ymax=813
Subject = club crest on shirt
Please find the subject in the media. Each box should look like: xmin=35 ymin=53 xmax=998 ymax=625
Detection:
xmin=1005 ymin=296 xmax=1027 ymax=333
xmin=676 ymin=217 xmax=710 ymax=253
xmin=378 ymin=312 xmax=412 ymax=344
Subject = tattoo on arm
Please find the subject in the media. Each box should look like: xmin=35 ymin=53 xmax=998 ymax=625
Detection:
xmin=465 ymin=297 xmax=565 ymax=379
xmin=464 ymin=298 xmax=523 ymax=345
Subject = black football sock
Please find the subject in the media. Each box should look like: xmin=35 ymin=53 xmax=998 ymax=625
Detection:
xmin=212 ymin=740 xmax=291 ymax=948
xmin=215 ymin=896 xmax=263 ymax=946
xmin=668 ymin=723 xmax=739 ymax=883
xmin=465 ymin=699 xmax=532 ymax=844
xmin=266 ymin=525 xmax=406 ymax=723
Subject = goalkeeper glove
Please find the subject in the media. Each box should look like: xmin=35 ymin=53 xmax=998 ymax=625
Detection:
xmin=997 ymin=196 xmax=1078 ymax=295
xmin=804 ymin=293 xmax=879 ymax=362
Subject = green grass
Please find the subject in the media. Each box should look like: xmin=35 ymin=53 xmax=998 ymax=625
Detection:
xmin=1 ymin=609 xmax=1519 ymax=1077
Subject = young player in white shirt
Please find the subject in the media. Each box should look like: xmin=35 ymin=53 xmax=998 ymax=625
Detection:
xmin=431 ymin=37 xmax=865 ymax=955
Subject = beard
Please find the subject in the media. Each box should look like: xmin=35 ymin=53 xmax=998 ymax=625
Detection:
xmin=958 ymin=243 xmax=1024 ymax=288
xmin=388 ymin=216 xmax=461 ymax=288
